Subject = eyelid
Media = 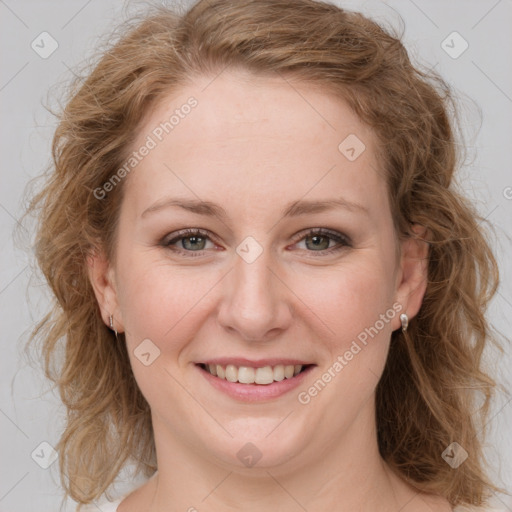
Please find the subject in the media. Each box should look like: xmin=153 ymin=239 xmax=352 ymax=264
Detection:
xmin=161 ymin=227 xmax=352 ymax=257
xmin=162 ymin=228 xmax=216 ymax=245
xmin=161 ymin=228 xmax=219 ymax=253
xmin=289 ymin=227 xmax=352 ymax=246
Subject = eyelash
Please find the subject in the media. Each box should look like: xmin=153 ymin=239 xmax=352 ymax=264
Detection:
xmin=161 ymin=228 xmax=352 ymax=258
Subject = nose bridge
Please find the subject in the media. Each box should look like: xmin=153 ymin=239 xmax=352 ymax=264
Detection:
xmin=235 ymin=245 xmax=273 ymax=299
xmin=217 ymin=239 xmax=289 ymax=340
xmin=231 ymin=243 xmax=277 ymax=317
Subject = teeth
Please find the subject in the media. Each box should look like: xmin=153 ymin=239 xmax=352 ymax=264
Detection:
xmin=225 ymin=364 xmax=238 ymax=382
xmin=204 ymin=363 xmax=304 ymax=385
xmin=284 ymin=365 xmax=295 ymax=379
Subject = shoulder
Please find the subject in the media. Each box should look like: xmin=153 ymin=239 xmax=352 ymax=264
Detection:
xmin=80 ymin=496 xmax=124 ymax=512
xmin=79 ymin=471 xmax=158 ymax=511
xmin=453 ymin=506 xmax=509 ymax=512
xmin=413 ymin=493 xmax=506 ymax=512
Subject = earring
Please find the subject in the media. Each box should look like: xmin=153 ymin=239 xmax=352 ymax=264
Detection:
xmin=109 ymin=314 xmax=118 ymax=338
xmin=400 ymin=313 xmax=409 ymax=332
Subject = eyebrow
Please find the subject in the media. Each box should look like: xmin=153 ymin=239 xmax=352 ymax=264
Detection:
xmin=141 ymin=197 xmax=369 ymax=220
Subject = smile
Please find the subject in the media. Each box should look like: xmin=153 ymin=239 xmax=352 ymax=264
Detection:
xmin=195 ymin=361 xmax=316 ymax=402
xmin=197 ymin=363 xmax=310 ymax=385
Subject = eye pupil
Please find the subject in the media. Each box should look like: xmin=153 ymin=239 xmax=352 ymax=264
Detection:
xmin=306 ymin=234 xmax=330 ymax=251
xmin=183 ymin=236 xmax=205 ymax=250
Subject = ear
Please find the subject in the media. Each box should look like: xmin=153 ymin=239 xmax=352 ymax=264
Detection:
xmin=86 ymin=247 xmax=124 ymax=334
xmin=392 ymin=224 xmax=429 ymax=331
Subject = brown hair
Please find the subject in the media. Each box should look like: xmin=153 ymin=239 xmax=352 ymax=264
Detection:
xmin=24 ymin=0 xmax=506 ymax=508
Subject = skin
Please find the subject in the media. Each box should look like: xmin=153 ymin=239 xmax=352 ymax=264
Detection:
xmin=88 ymin=69 xmax=450 ymax=511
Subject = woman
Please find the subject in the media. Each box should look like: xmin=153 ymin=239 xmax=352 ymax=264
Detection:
xmin=26 ymin=0 xmax=506 ymax=510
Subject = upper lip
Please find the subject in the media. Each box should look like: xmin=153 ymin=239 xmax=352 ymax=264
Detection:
xmin=198 ymin=358 xmax=315 ymax=368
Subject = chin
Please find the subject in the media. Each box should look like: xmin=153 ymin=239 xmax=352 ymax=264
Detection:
xmin=210 ymin=417 xmax=308 ymax=469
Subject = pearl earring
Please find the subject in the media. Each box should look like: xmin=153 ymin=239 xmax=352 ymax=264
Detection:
xmin=400 ymin=313 xmax=409 ymax=332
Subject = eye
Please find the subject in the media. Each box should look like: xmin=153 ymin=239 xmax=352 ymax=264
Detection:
xmin=290 ymin=228 xmax=352 ymax=256
xmin=161 ymin=227 xmax=351 ymax=258
xmin=162 ymin=228 xmax=217 ymax=256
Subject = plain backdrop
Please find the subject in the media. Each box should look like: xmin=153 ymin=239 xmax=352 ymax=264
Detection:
xmin=1 ymin=1 xmax=511 ymax=511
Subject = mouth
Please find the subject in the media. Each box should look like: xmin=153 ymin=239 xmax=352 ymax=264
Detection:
xmin=196 ymin=362 xmax=315 ymax=385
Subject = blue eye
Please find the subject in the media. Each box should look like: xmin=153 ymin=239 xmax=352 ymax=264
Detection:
xmin=162 ymin=228 xmax=215 ymax=256
xmin=162 ymin=228 xmax=351 ymax=257
xmin=292 ymin=228 xmax=351 ymax=254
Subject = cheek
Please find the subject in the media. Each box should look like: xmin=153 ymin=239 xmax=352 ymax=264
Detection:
xmin=115 ymin=260 xmax=220 ymax=401
xmin=298 ymin=256 xmax=397 ymax=348
xmin=292 ymin=258 xmax=399 ymax=423
xmin=116 ymin=255 xmax=222 ymax=347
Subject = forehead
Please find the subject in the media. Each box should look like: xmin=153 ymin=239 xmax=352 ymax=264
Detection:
xmin=124 ymin=70 xmax=386 ymax=221
xmin=135 ymin=70 xmax=375 ymax=151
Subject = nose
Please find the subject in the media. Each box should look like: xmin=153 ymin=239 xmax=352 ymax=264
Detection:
xmin=216 ymin=245 xmax=292 ymax=342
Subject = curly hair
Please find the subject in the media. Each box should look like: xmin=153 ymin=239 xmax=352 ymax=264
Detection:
xmin=24 ymin=0 xmax=505 ymax=508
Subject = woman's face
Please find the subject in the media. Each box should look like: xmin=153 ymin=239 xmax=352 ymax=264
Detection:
xmin=89 ymin=70 xmax=427 ymax=472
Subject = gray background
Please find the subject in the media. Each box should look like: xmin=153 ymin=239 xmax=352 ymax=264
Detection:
xmin=1 ymin=0 xmax=511 ymax=511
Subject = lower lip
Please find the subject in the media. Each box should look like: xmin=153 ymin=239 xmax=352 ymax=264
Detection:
xmin=196 ymin=364 xmax=315 ymax=402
